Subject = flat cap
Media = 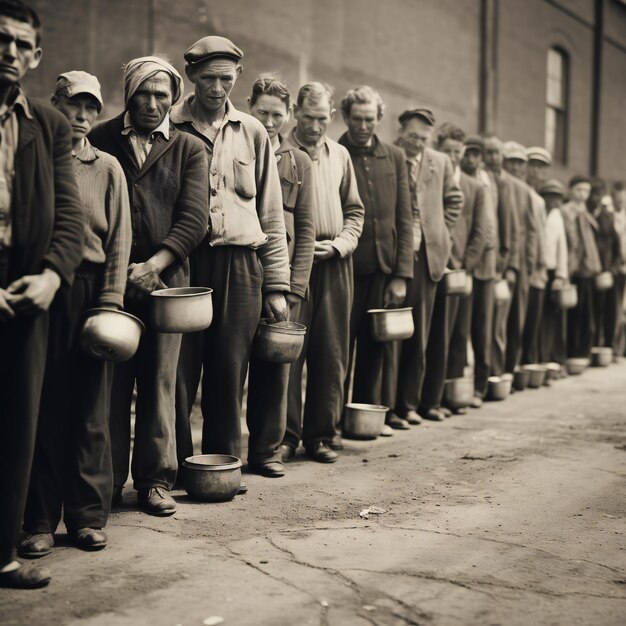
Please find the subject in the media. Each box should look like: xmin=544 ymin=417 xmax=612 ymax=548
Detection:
xmin=398 ymin=107 xmax=435 ymax=127
xmin=526 ymin=146 xmax=552 ymax=165
xmin=538 ymin=179 xmax=565 ymax=197
xmin=54 ymin=70 xmax=103 ymax=109
xmin=569 ymin=174 xmax=591 ymax=188
xmin=503 ymin=141 xmax=527 ymax=161
xmin=184 ymin=35 xmax=243 ymax=65
xmin=464 ymin=134 xmax=484 ymax=150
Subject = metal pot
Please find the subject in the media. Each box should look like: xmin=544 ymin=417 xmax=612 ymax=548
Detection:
xmin=522 ymin=364 xmax=547 ymax=388
xmin=182 ymin=454 xmax=242 ymax=502
xmin=444 ymin=269 xmax=467 ymax=296
xmin=552 ymin=283 xmax=577 ymax=309
xmin=591 ymin=346 xmax=612 ymax=367
xmin=80 ymin=308 xmax=144 ymax=362
xmin=150 ymin=287 xmax=213 ymax=333
xmin=368 ymin=307 xmax=414 ymax=342
xmin=494 ymin=279 xmax=511 ymax=303
xmin=343 ymin=403 xmax=388 ymax=439
xmin=565 ymin=357 xmax=589 ymax=375
xmin=512 ymin=367 xmax=530 ymax=391
xmin=595 ymin=271 xmax=614 ymax=291
xmin=545 ymin=362 xmax=562 ymax=380
xmin=252 ymin=320 xmax=306 ymax=363
xmin=443 ymin=377 xmax=473 ymax=409
xmin=487 ymin=374 xmax=512 ymax=401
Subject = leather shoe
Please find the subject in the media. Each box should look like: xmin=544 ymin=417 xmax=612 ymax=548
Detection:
xmin=70 ymin=528 xmax=107 ymax=551
xmin=405 ymin=410 xmax=422 ymax=425
xmin=420 ymin=408 xmax=445 ymax=422
xmin=305 ymin=442 xmax=338 ymax=463
xmin=452 ymin=407 xmax=468 ymax=415
xmin=278 ymin=443 xmax=296 ymax=462
xmin=380 ymin=424 xmax=394 ymax=437
xmin=386 ymin=413 xmax=410 ymax=430
xmin=327 ymin=435 xmax=344 ymax=450
xmin=470 ymin=395 xmax=483 ymax=409
xmin=137 ymin=486 xmax=176 ymax=516
xmin=18 ymin=533 xmax=54 ymax=559
xmin=248 ymin=461 xmax=285 ymax=478
xmin=0 ymin=563 xmax=51 ymax=589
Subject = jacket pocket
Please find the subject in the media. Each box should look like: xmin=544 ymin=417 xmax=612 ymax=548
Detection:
xmin=233 ymin=157 xmax=256 ymax=199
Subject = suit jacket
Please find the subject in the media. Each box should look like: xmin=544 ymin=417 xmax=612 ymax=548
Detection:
xmin=528 ymin=188 xmax=548 ymax=289
xmin=415 ymin=147 xmax=463 ymax=281
xmin=89 ymin=113 xmax=209 ymax=289
xmin=594 ymin=206 xmax=623 ymax=274
xmin=338 ymin=133 xmax=413 ymax=279
xmin=8 ymin=99 xmax=84 ymax=286
xmin=472 ymin=169 xmax=497 ymax=280
xmin=450 ymin=171 xmax=489 ymax=274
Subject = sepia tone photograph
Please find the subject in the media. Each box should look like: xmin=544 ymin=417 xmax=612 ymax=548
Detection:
xmin=0 ymin=0 xmax=625 ymax=624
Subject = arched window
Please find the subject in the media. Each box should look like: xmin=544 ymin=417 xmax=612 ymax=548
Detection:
xmin=545 ymin=47 xmax=569 ymax=164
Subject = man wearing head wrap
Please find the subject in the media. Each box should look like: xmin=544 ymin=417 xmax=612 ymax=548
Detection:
xmin=89 ymin=55 xmax=209 ymax=516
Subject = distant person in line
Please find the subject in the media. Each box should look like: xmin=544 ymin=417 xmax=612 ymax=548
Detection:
xmin=611 ymin=181 xmax=626 ymax=357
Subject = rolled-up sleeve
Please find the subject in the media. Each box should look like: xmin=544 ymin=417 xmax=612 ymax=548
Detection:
xmin=331 ymin=151 xmax=364 ymax=258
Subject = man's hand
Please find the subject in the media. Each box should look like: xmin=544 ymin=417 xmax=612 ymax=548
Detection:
xmin=6 ymin=269 xmax=61 ymax=315
xmin=383 ymin=277 xmax=407 ymax=308
xmin=504 ymin=268 xmax=517 ymax=287
xmin=263 ymin=292 xmax=289 ymax=322
xmin=127 ymin=261 xmax=167 ymax=300
xmin=551 ymin=277 xmax=565 ymax=291
xmin=0 ymin=288 xmax=16 ymax=321
xmin=313 ymin=240 xmax=337 ymax=263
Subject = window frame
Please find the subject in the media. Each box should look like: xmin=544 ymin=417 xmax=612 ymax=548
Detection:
xmin=545 ymin=46 xmax=570 ymax=165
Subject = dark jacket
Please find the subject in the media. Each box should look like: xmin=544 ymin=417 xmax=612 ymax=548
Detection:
xmin=9 ymin=99 xmax=84 ymax=286
xmin=89 ymin=113 xmax=209 ymax=288
xmin=338 ymin=133 xmax=413 ymax=280
xmin=594 ymin=206 xmax=623 ymax=274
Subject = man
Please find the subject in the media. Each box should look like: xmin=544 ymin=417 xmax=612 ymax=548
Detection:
xmin=89 ymin=56 xmax=209 ymax=516
xmin=337 ymin=86 xmax=412 ymax=424
xmin=283 ymin=82 xmax=364 ymax=462
xmin=0 ymin=0 xmax=84 ymax=588
xmin=21 ymin=71 xmax=131 ymax=558
xmin=610 ymin=182 xmax=626 ymax=357
xmin=173 ymin=38 xmax=290 ymax=475
xmin=442 ymin=127 xmax=491 ymax=414
xmin=458 ymin=135 xmax=497 ymax=407
xmin=521 ymin=146 xmax=550 ymax=367
xmin=388 ymin=108 xmax=462 ymax=424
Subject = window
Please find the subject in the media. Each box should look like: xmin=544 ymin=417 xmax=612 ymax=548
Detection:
xmin=545 ymin=47 xmax=569 ymax=164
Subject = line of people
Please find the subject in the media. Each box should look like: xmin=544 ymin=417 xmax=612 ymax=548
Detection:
xmin=2 ymin=0 xmax=625 ymax=590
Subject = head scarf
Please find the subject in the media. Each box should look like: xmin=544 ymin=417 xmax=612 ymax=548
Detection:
xmin=123 ymin=56 xmax=183 ymax=108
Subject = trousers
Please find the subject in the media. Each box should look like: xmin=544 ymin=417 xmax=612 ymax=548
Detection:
xmin=522 ymin=286 xmax=545 ymax=364
xmin=539 ymin=270 xmax=567 ymax=364
xmin=505 ymin=274 xmax=529 ymax=373
xmin=567 ymin=276 xmax=595 ymax=358
xmin=471 ymin=279 xmax=494 ymax=396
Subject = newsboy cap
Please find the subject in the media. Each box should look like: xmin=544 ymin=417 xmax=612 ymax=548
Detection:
xmin=398 ymin=108 xmax=436 ymax=127
xmin=54 ymin=70 xmax=103 ymax=109
xmin=526 ymin=146 xmax=552 ymax=165
xmin=538 ymin=179 xmax=565 ymax=197
xmin=568 ymin=174 xmax=592 ymax=188
xmin=464 ymin=134 xmax=484 ymax=151
xmin=502 ymin=141 xmax=527 ymax=161
xmin=184 ymin=35 xmax=243 ymax=65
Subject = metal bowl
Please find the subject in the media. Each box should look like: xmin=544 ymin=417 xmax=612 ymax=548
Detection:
xmin=444 ymin=269 xmax=467 ymax=296
xmin=591 ymin=346 xmax=612 ymax=367
xmin=595 ymin=271 xmax=614 ymax=292
xmin=343 ymin=403 xmax=388 ymax=439
xmin=522 ymin=364 xmax=547 ymax=388
xmin=487 ymin=374 xmax=512 ymax=401
xmin=150 ymin=287 xmax=213 ymax=333
xmin=552 ymin=283 xmax=578 ymax=309
xmin=494 ymin=279 xmax=511 ymax=303
xmin=182 ymin=454 xmax=242 ymax=502
xmin=80 ymin=308 xmax=144 ymax=362
xmin=443 ymin=377 xmax=474 ymax=409
xmin=565 ymin=357 xmax=589 ymax=375
xmin=252 ymin=320 xmax=306 ymax=363
xmin=368 ymin=307 xmax=414 ymax=342
xmin=513 ymin=367 xmax=530 ymax=391
xmin=545 ymin=362 xmax=562 ymax=380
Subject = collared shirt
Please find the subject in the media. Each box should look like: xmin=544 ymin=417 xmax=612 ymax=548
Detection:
xmin=0 ymin=88 xmax=31 ymax=250
xmin=121 ymin=111 xmax=170 ymax=168
xmin=545 ymin=208 xmax=568 ymax=280
xmin=288 ymin=128 xmax=364 ymax=258
xmin=406 ymin=152 xmax=423 ymax=252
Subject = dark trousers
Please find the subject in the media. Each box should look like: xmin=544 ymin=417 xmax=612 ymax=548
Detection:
xmin=285 ymin=255 xmax=353 ymax=449
xmin=420 ymin=282 xmax=457 ymax=411
xmin=539 ymin=270 xmax=567 ymax=364
xmin=522 ymin=286 xmax=545 ymax=364
xmin=393 ymin=252 xmax=438 ymax=417
xmin=609 ymin=273 xmax=626 ymax=356
xmin=177 ymin=245 xmax=263 ymax=461
xmin=595 ymin=275 xmax=624 ymax=351
xmin=471 ymin=279 xmax=494 ymax=396
xmin=447 ymin=291 xmax=472 ymax=380
xmin=345 ymin=271 xmax=388 ymax=405
xmin=491 ymin=290 xmax=512 ymax=377
xmin=505 ymin=274 xmax=529 ymax=373
xmin=24 ymin=266 xmax=113 ymax=533
xmin=567 ymin=276 xmax=595 ymax=358
xmin=0 ymin=255 xmax=49 ymax=565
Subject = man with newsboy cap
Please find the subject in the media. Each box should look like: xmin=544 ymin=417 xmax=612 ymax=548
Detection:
xmin=173 ymin=36 xmax=290 ymax=475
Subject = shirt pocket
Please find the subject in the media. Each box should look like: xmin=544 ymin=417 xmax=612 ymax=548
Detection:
xmin=280 ymin=174 xmax=299 ymax=212
xmin=233 ymin=156 xmax=257 ymax=199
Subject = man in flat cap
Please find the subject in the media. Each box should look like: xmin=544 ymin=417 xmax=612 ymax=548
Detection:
xmin=385 ymin=108 xmax=462 ymax=425
xmin=173 ymin=36 xmax=290 ymax=473
xmin=89 ymin=55 xmax=209 ymax=516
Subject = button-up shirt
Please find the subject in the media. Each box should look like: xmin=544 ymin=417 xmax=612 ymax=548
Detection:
xmin=121 ymin=111 xmax=170 ymax=168
xmin=545 ymin=207 xmax=568 ymax=280
xmin=406 ymin=152 xmax=423 ymax=252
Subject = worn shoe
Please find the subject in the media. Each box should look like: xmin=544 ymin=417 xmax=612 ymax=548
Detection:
xmin=0 ymin=563 xmax=51 ymax=589
xmin=278 ymin=443 xmax=296 ymax=462
xmin=328 ymin=435 xmax=344 ymax=450
xmin=405 ymin=410 xmax=422 ymax=425
xmin=18 ymin=533 xmax=54 ymax=559
xmin=420 ymin=408 xmax=445 ymax=422
xmin=452 ymin=407 xmax=468 ymax=415
xmin=70 ymin=528 xmax=107 ymax=551
xmin=137 ymin=486 xmax=176 ymax=516
xmin=248 ymin=461 xmax=285 ymax=478
xmin=470 ymin=395 xmax=483 ymax=409
xmin=386 ymin=413 xmax=410 ymax=430
xmin=380 ymin=424 xmax=394 ymax=437
xmin=306 ymin=442 xmax=338 ymax=463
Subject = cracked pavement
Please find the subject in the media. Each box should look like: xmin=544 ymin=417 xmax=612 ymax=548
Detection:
xmin=1 ymin=364 xmax=625 ymax=626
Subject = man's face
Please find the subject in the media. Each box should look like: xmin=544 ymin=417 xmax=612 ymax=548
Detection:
xmin=503 ymin=158 xmax=527 ymax=179
xmin=0 ymin=15 xmax=41 ymax=86
xmin=570 ymin=182 xmax=591 ymax=203
xmin=439 ymin=137 xmax=464 ymax=169
xmin=461 ymin=147 xmax=482 ymax=175
xmin=53 ymin=93 xmax=99 ymax=142
xmin=248 ymin=93 xmax=289 ymax=141
xmin=588 ymin=185 xmax=605 ymax=210
xmin=128 ymin=72 xmax=173 ymax=133
xmin=613 ymin=189 xmax=626 ymax=212
xmin=399 ymin=117 xmax=432 ymax=158
xmin=294 ymin=95 xmax=333 ymax=145
xmin=483 ymin=138 xmax=503 ymax=170
xmin=527 ymin=159 xmax=548 ymax=185
xmin=343 ymin=101 xmax=379 ymax=147
xmin=187 ymin=58 xmax=240 ymax=113
xmin=543 ymin=193 xmax=562 ymax=211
